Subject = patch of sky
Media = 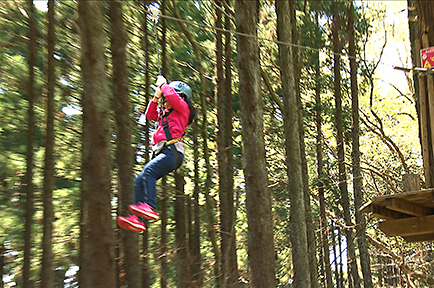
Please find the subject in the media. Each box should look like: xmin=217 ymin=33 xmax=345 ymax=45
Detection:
xmin=62 ymin=104 xmax=82 ymax=116
xmin=33 ymin=0 xmax=48 ymax=12
xmin=64 ymin=265 xmax=79 ymax=288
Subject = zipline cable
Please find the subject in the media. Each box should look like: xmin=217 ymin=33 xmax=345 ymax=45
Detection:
xmin=149 ymin=6 xmax=162 ymax=75
xmin=146 ymin=7 xmax=413 ymax=72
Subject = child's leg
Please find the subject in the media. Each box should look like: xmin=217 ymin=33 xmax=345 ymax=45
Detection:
xmin=134 ymin=146 xmax=184 ymax=208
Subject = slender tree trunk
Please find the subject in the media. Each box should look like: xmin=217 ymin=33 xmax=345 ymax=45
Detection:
xmin=141 ymin=2 xmax=152 ymax=287
xmin=235 ymin=1 xmax=276 ymax=287
xmin=142 ymin=228 xmax=150 ymax=288
xmin=169 ymin=2 xmax=211 ymax=286
xmin=331 ymin=3 xmax=360 ymax=288
xmin=348 ymin=2 xmax=373 ymax=287
xmin=331 ymin=223 xmax=339 ymax=288
xmin=159 ymin=3 xmax=169 ymax=287
xmin=41 ymin=1 xmax=55 ymax=286
xmin=337 ymin=227 xmax=345 ymax=288
xmin=289 ymin=1 xmax=319 ymax=285
xmin=223 ymin=2 xmax=234 ymax=252
xmin=187 ymin=10 xmax=202 ymax=286
xmin=109 ymin=1 xmax=141 ymax=287
xmin=161 ymin=176 xmax=168 ymax=288
xmin=190 ymin=135 xmax=202 ymax=288
xmin=0 ymin=243 xmax=4 ymax=288
xmin=23 ymin=1 xmax=36 ymax=287
xmin=276 ymin=1 xmax=311 ymax=287
xmin=314 ymin=10 xmax=333 ymax=288
xmin=216 ymin=1 xmax=238 ymax=287
xmin=78 ymin=1 xmax=116 ymax=287
xmin=190 ymin=2 xmax=202 ymax=278
xmin=174 ymin=172 xmax=189 ymax=287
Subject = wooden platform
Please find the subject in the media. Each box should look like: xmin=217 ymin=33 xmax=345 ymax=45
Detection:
xmin=361 ymin=188 xmax=434 ymax=242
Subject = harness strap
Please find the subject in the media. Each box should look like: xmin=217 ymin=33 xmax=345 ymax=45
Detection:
xmin=162 ymin=115 xmax=172 ymax=141
xmin=161 ymin=113 xmax=182 ymax=167
xmin=166 ymin=137 xmax=181 ymax=146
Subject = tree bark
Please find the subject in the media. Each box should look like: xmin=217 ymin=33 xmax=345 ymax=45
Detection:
xmin=313 ymin=9 xmax=333 ymax=288
xmin=413 ymin=1 xmax=434 ymax=188
xmin=174 ymin=172 xmax=189 ymax=287
xmin=41 ymin=0 xmax=55 ymax=287
xmin=78 ymin=1 xmax=116 ymax=287
xmin=331 ymin=2 xmax=360 ymax=287
xmin=169 ymin=2 xmax=209 ymax=286
xmin=276 ymin=1 xmax=311 ymax=287
xmin=23 ymin=1 xmax=36 ymax=287
xmin=160 ymin=176 xmax=168 ymax=288
xmin=215 ymin=0 xmax=238 ymax=287
xmin=407 ymin=0 xmax=433 ymax=188
xmin=0 ymin=243 xmax=4 ymax=288
xmin=348 ymin=2 xmax=373 ymax=287
xmin=289 ymin=1 xmax=319 ymax=285
xmin=159 ymin=2 xmax=169 ymax=287
xmin=109 ymin=1 xmax=141 ymax=287
xmin=235 ymin=1 xmax=276 ymax=287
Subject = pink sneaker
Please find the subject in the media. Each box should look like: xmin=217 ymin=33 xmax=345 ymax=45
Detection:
xmin=117 ymin=215 xmax=146 ymax=233
xmin=129 ymin=202 xmax=159 ymax=221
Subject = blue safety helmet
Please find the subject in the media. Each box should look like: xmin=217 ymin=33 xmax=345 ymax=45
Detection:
xmin=169 ymin=81 xmax=192 ymax=99
xmin=168 ymin=80 xmax=196 ymax=124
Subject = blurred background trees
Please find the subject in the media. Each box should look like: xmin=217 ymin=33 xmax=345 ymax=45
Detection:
xmin=0 ymin=0 xmax=431 ymax=287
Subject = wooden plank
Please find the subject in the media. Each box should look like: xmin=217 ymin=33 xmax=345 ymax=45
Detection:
xmin=402 ymin=174 xmax=420 ymax=192
xmin=378 ymin=215 xmax=434 ymax=237
xmin=385 ymin=198 xmax=432 ymax=217
xmin=362 ymin=204 xmax=408 ymax=220
xmin=403 ymin=233 xmax=434 ymax=243
xmin=362 ymin=189 xmax=434 ymax=211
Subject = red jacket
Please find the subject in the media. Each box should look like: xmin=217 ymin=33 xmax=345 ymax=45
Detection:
xmin=145 ymin=83 xmax=190 ymax=145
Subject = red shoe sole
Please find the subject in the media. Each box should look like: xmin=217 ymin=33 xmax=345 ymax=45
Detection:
xmin=129 ymin=205 xmax=159 ymax=222
xmin=117 ymin=216 xmax=146 ymax=233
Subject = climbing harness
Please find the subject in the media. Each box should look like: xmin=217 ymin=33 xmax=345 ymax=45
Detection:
xmin=158 ymin=110 xmax=183 ymax=167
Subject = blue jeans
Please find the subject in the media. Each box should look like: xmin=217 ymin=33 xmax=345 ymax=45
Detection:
xmin=134 ymin=145 xmax=184 ymax=209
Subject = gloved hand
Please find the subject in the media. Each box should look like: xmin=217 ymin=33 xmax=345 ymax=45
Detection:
xmin=156 ymin=75 xmax=167 ymax=88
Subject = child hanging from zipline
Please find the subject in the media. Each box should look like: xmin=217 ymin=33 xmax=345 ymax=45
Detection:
xmin=117 ymin=75 xmax=196 ymax=232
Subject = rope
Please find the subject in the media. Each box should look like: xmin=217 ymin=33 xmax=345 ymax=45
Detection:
xmin=149 ymin=5 xmax=162 ymax=75
xmin=145 ymin=6 xmax=411 ymax=71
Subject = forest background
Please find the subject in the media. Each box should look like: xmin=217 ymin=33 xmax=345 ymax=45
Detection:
xmin=0 ymin=0 xmax=431 ymax=288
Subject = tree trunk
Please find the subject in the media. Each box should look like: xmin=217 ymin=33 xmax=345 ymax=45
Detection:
xmin=235 ymin=1 xmax=276 ymax=287
xmin=289 ymin=1 xmax=319 ymax=285
xmin=41 ymin=1 xmax=55 ymax=287
xmin=109 ymin=1 xmax=141 ymax=287
xmin=331 ymin=3 xmax=360 ymax=287
xmin=413 ymin=1 xmax=434 ymax=188
xmin=216 ymin=0 xmax=238 ymax=287
xmin=407 ymin=0 xmax=433 ymax=188
xmin=331 ymin=224 xmax=339 ymax=288
xmin=169 ymin=4 xmax=207 ymax=287
xmin=159 ymin=2 xmax=169 ymax=287
xmin=348 ymin=2 xmax=373 ymax=287
xmin=0 ymin=243 xmax=4 ymax=288
xmin=337 ymin=227 xmax=344 ymax=288
xmin=142 ymin=2 xmax=154 ymax=287
xmin=78 ymin=1 xmax=116 ymax=287
xmin=174 ymin=172 xmax=189 ymax=287
xmin=161 ymin=176 xmax=168 ymax=288
xmin=23 ymin=1 xmax=36 ymax=287
xmin=313 ymin=10 xmax=333 ymax=288
xmin=275 ymin=1 xmax=311 ymax=287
